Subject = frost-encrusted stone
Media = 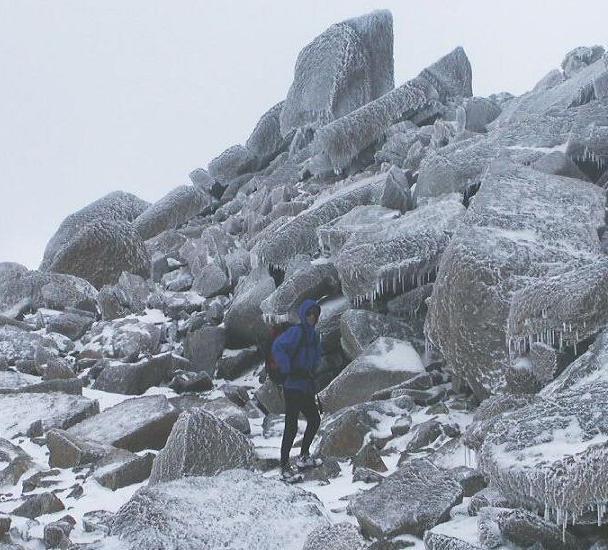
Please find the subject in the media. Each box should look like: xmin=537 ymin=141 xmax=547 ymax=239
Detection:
xmin=0 ymin=392 xmax=98 ymax=439
xmin=319 ymin=336 xmax=424 ymax=414
xmin=260 ymin=263 xmax=341 ymax=323
xmin=425 ymin=160 xmax=605 ymax=398
xmin=423 ymin=515 xmax=485 ymax=550
xmin=149 ymin=408 xmax=255 ymax=483
xmin=198 ymin=396 xmax=251 ymax=434
xmin=110 ymin=470 xmax=328 ymax=549
xmin=302 ymin=522 xmax=367 ymax=550
xmin=133 ymin=185 xmax=212 ymax=241
xmin=67 ymin=395 xmax=177 ymax=452
xmin=208 ymin=144 xmax=258 ymax=184
xmin=349 ymin=457 xmax=463 ymax=538
xmin=93 ymin=449 xmax=155 ymax=490
xmin=280 ymin=10 xmax=394 ymax=136
xmin=246 ymin=101 xmax=288 ymax=165
xmin=335 ymin=193 xmax=464 ymax=305
xmin=40 ymin=191 xmax=148 ymax=271
xmin=562 ymin=45 xmax=605 ymax=78
xmin=48 ymin=219 xmax=150 ymax=289
xmin=463 ymin=96 xmax=501 ymax=133
xmin=311 ymin=46 xmax=472 ymax=173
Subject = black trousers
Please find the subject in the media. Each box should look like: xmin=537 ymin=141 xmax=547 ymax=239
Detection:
xmin=280 ymin=389 xmax=321 ymax=466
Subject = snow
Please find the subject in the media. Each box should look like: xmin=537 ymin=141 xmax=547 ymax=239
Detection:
xmin=366 ymin=337 xmax=424 ymax=373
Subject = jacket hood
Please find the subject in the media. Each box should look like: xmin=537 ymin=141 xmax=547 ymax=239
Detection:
xmin=298 ymin=299 xmax=320 ymax=325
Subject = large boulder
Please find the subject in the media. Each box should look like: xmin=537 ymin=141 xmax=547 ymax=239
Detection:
xmin=149 ymin=408 xmax=255 ymax=483
xmin=0 ymin=325 xmax=58 ymax=364
xmin=319 ymin=336 xmax=424 ymax=414
xmin=280 ymin=10 xmax=394 ymax=135
xmin=348 ymin=458 xmax=463 ymax=538
xmin=110 ymin=470 xmax=329 ymax=549
xmin=48 ymin=219 xmax=150 ymax=289
xmin=133 ymin=185 xmax=212 ymax=241
xmin=246 ymin=101 xmax=288 ymax=166
xmin=198 ymin=397 xmax=251 ymax=434
xmin=183 ymin=325 xmax=225 ymax=375
xmin=67 ymin=395 xmax=178 ymax=452
xmin=303 ymin=522 xmax=367 ymax=550
xmin=40 ymin=191 xmax=148 ymax=271
xmin=425 ymin=160 xmax=605 ymax=398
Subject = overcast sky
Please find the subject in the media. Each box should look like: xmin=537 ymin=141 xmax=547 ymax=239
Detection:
xmin=1 ymin=0 xmax=607 ymax=269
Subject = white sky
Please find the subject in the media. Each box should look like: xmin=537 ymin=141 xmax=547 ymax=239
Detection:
xmin=1 ymin=0 xmax=607 ymax=269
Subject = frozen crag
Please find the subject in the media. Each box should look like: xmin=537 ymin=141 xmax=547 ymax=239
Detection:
xmin=425 ymin=160 xmax=605 ymax=398
xmin=149 ymin=408 xmax=255 ymax=483
xmin=280 ymin=10 xmax=394 ymax=135
xmin=48 ymin=219 xmax=150 ymax=289
xmin=335 ymin=193 xmax=464 ymax=305
xmin=40 ymin=191 xmax=149 ymax=271
xmin=109 ymin=470 xmax=329 ymax=550
xmin=319 ymin=336 xmax=424 ymax=414
xmin=311 ymin=46 xmax=472 ymax=173
xmin=132 ymin=185 xmax=212 ymax=241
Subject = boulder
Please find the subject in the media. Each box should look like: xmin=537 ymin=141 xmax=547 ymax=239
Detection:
xmin=0 ymin=325 xmax=58 ymax=364
xmin=110 ymin=470 xmax=329 ymax=549
xmin=183 ymin=325 xmax=225 ymax=375
xmin=11 ymin=492 xmax=65 ymax=519
xmin=93 ymin=449 xmax=155 ymax=490
xmin=349 ymin=458 xmax=463 ymax=538
xmin=191 ymin=262 xmax=230 ymax=298
xmin=254 ymin=379 xmax=285 ymax=414
xmin=302 ymin=522 xmax=368 ymax=550
xmin=208 ymin=144 xmax=258 ymax=184
xmin=319 ymin=336 xmax=424 ymax=414
xmin=42 ymin=357 xmax=75 ymax=380
xmin=67 ymin=395 xmax=178 ymax=452
xmin=561 ymin=45 xmax=605 ymax=78
xmin=168 ymin=370 xmax=213 ymax=393
xmin=423 ymin=515 xmax=485 ymax=550
xmin=148 ymin=408 xmax=255 ymax=483
xmin=47 ymin=429 xmax=110 ymax=468
xmin=199 ymin=397 xmax=251 ymax=434
xmin=43 ymin=309 xmax=94 ymax=340
xmin=48 ymin=219 xmax=150 ymax=289
xmin=216 ymin=348 xmax=260 ymax=380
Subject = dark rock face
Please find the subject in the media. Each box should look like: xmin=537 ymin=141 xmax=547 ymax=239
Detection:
xmin=148 ymin=409 xmax=255 ymax=483
xmin=349 ymin=458 xmax=463 ymax=538
xmin=44 ymin=309 xmax=94 ymax=340
xmin=110 ymin=470 xmax=329 ymax=549
xmin=183 ymin=325 xmax=225 ymax=375
xmin=12 ymin=492 xmax=65 ymax=519
xmin=93 ymin=449 xmax=155 ymax=490
xmin=40 ymin=191 xmax=149 ymax=271
xmin=216 ymin=348 xmax=260 ymax=380
xmin=48 ymin=219 xmax=151 ymax=289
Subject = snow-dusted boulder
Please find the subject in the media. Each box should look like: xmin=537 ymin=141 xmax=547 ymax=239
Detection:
xmin=260 ymin=263 xmax=340 ymax=323
xmin=0 ymin=392 xmax=99 ymax=439
xmin=133 ymin=185 xmax=212 ymax=241
xmin=198 ymin=397 xmax=251 ymax=434
xmin=208 ymin=144 xmax=258 ymax=184
xmin=349 ymin=458 xmax=463 ymax=538
xmin=48 ymin=219 xmax=150 ymax=289
xmin=43 ymin=309 xmax=94 ymax=340
xmin=562 ymin=45 xmax=605 ymax=78
xmin=302 ymin=522 xmax=367 ymax=550
xmin=423 ymin=515 xmax=485 ymax=550
xmin=0 ymin=325 xmax=58 ymax=364
xmin=149 ymin=409 xmax=255 ymax=483
xmin=93 ymin=449 xmax=155 ymax=490
xmin=67 ymin=395 xmax=178 ymax=452
xmin=425 ymin=160 xmax=605 ymax=398
xmin=280 ymin=10 xmax=394 ymax=136
xmin=179 ymin=225 xmax=237 ymax=276
xmin=110 ymin=470 xmax=329 ymax=549
xmin=40 ymin=191 xmax=148 ymax=271
xmin=224 ymin=266 xmax=275 ymax=348
xmin=246 ymin=101 xmax=288 ymax=166
xmin=183 ymin=325 xmax=225 ymax=375
xmin=319 ymin=337 xmax=424 ymax=414
xmin=311 ymin=46 xmax=472 ymax=173
xmin=335 ymin=193 xmax=464 ymax=305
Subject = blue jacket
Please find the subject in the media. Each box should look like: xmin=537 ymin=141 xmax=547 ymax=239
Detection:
xmin=271 ymin=299 xmax=321 ymax=394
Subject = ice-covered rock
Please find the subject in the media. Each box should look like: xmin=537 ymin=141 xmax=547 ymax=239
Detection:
xmin=67 ymin=395 xmax=177 ymax=452
xmin=311 ymin=46 xmax=472 ymax=173
xmin=319 ymin=336 xmax=424 ymax=414
xmin=562 ymin=45 xmax=605 ymax=78
xmin=532 ymin=150 xmax=589 ymax=180
xmin=463 ymin=96 xmax=501 ymax=133
xmin=149 ymin=408 xmax=255 ymax=483
xmin=110 ymin=470 xmax=329 ymax=549
xmin=335 ymin=193 xmax=464 ymax=305
xmin=423 ymin=514 xmax=485 ymax=550
xmin=425 ymin=160 xmax=605 ymax=398
xmin=133 ymin=185 xmax=212 ymax=241
xmin=246 ymin=101 xmax=288 ymax=166
xmin=208 ymin=144 xmax=259 ymax=184
xmin=302 ymin=522 xmax=367 ymax=550
xmin=280 ymin=10 xmax=394 ymax=135
xmin=40 ymin=191 xmax=148 ymax=271
xmin=349 ymin=457 xmax=463 ymax=538
xmin=48 ymin=219 xmax=150 ymax=289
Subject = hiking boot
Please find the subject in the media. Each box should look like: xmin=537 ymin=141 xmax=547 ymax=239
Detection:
xmin=280 ymin=463 xmax=303 ymax=483
xmin=295 ymin=454 xmax=323 ymax=469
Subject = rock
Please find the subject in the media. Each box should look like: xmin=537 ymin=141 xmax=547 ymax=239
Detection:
xmin=82 ymin=510 xmax=114 ymax=535
xmin=425 ymin=160 xmax=605 ymax=399
xmin=0 ymin=392 xmax=98 ymax=439
xmin=348 ymin=458 xmax=463 ymax=538
xmin=423 ymin=515 xmax=484 ymax=550
xmin=162 ymin=268 xmax=194 ymax=292
xmin=23 ymin=470 xmax=64 ymax=493
xmin=44 ymin=310 xmax=94 ymax=340
xmin=81 ymin=318 xmax=162 ymax=361
xmin=320 ymin=336 xmax=424 ymax=414
xmin=11 ymin=492 xmax=65 ymax=519
xmin=67 ymin=395 xmax=178 ymax=452
xmin=42 ymin=357 xmax=75 ymax=380
xmin=168 ymin=370 xmax=213 ymax=393
xmin=468 ymin=487 xmax=512 ymax=515
xmin=352 ymin=442 xmax=387 ymax=472
xmin=280 ymin=10 xmax=393 ymax=136
xmin=0 ymin=370 xmax=40 ymax=392
xmin=110 ymin=470 xmax=329 ymax=548
xmin=405 ymin=419 xmax=445 ymax=452
xmin=245 ymin=101 xmax=288 ymax=166
xmin=448 ymin=466 xmax=486 ymax=497
xmin=561 ymin=45 xmax=605 ymax=78
xmin=14 ymin=377 xmax=83 ymax=396
xmin=93 ymin=449 xmax=155 ymax=490
xmin=92 ymin=352 xmax=175 ymax=395
xmin=532 ymin=150 xmax=589 ymax=180
xmin=533 ymin=68 xmax=566 ymax=92
xmin=463 ymin=96 xmax=501 ymax=132
xmin=221 ymin=384 xmax=250 ymax=407
xmin=191 ymin=262 xmax=229 ymax=298
xmin=43 ymin=517 xmax=74 ymax=548
xmin=133 ymin=185 xmax=212 ymax=241
xmin=48 ymin=219 xmax=150 ymax=289
xmin=183 ymin=325 xmax=225 ymax=375
xmin=0 ymin=439 xmax=34 ymax=487
xmin=254 ymin=379 xmax=285 ymax=414
xmin=208 ymin=144 xmax=258 ymax=184
xmin=0 ymin=325 xmax=58 ymax=364
xmin=216 ymin=348 xmax=260 ymax=380
xmin=302 ymin=522 xmax=368 ymax=550
xmin=0 ymin=515 xmax=10 ymax=538
xmin=390 ymin=414 xmax=412 ymax=437
xmin=224 ymin=267 xmax=275 ymax=348
xmin=46 ymin=429 xmax=110 ymax=468
xmin=149 ymin=408 xmax=255 ymax=483
xmin=199 ymin=397 xmax=251 ymax=434
xmin=352 ymin=466 xmax=384 ymax=484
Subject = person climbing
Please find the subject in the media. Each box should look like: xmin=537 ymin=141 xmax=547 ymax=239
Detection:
xmin=272 ymin=298 xmax=323 ymax=482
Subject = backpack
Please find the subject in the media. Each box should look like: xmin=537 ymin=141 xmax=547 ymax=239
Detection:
xmin=265 ymin=323 xmax=304 ymax=384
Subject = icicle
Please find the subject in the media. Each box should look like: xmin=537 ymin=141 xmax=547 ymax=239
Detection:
xmin=574 ymin=342 xmax=578 ymax=355
xmin=562 ymin=510 xmax=568 ymax=543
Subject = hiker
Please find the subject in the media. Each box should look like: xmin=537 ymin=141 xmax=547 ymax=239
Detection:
xmin=271 ymin=299 xmax=323 ymax=481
